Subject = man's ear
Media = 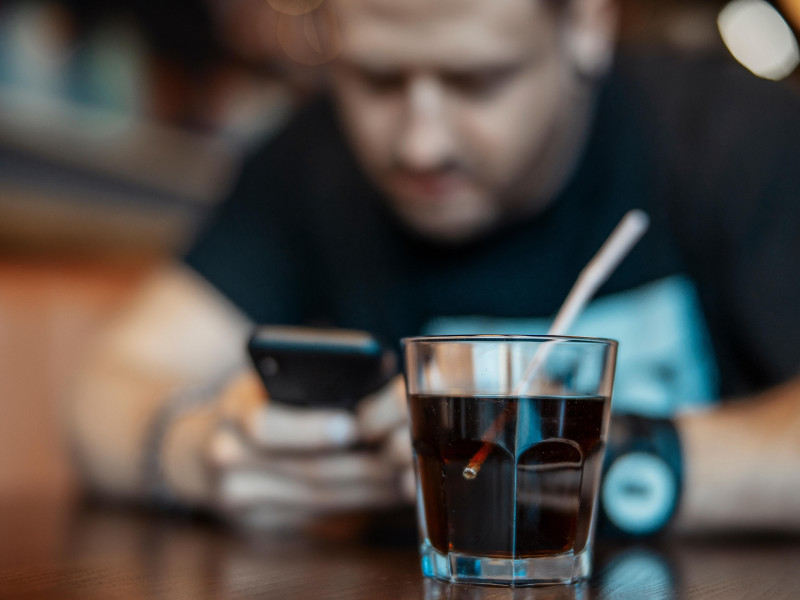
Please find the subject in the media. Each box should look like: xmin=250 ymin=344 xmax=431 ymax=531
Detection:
xmin=562 ymin=0 xmax=618 ymax=79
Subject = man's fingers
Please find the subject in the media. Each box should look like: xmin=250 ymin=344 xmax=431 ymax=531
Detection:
xmin=207 ymin=425 xmax=250 ymax=467
xmin=218 ymin=371 xmax=267 ymax=420
xmin=382 ymin=426 xmax=412 ymax=468
xmin=216 ymin=370 xmax=359 ymax=451
xmin=357 ymin=375 xmax=407 ymax=442
xmin=245 ymin=402 xmax=358 ymax=451
xmin=400 ymin=467 xmax=416 ymax=503
xmin=243 ymin=452 xmax=397 ymax=485
xmin=208 ymin=420 xmax=396 ymax=482
xmin=218 ymin=469 xmax=402 ymax=511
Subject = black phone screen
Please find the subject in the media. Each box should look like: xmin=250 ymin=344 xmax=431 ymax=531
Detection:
xmin=247 ymin=326 xmax=396 ymax=410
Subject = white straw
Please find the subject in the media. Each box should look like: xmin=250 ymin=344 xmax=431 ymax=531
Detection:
xmin=462 ymin=210 xmax=650 ymax=480
xmin=512 ymin=209 xmax=650 ymax=395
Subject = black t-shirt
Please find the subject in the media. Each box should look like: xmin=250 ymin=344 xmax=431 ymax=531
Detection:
xmin=185 ymin=51 xmax=800 ymax=415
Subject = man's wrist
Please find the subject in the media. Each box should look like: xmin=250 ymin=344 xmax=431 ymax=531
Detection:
xmin=143 ymin=385 xmax=220 ymax=510
xmin=162 ymin=407 xmax=219 ymax=507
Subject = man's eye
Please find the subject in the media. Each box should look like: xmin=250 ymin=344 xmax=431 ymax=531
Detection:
xmin=359 ymin=71 xmax=405 ymax=93
xmin=444 ymin=69 xmax=516 ymax=98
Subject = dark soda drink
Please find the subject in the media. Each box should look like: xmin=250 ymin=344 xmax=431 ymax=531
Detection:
xmin=408 ymin=394 xmax=608 ymax=559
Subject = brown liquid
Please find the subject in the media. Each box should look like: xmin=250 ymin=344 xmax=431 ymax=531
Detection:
xmin=408 ymin=394 xmax=607 ymax=559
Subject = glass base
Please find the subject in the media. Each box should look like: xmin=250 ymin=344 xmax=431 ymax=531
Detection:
xmin=419 ymin=541 xmax=592 ymax=586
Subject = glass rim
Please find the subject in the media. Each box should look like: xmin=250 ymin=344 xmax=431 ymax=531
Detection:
xmin=402 ymin=333 xmax=618 ymax=348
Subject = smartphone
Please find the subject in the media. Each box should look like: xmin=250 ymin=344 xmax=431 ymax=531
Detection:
xmin=247 ymin=326 xmax=396 ymax=410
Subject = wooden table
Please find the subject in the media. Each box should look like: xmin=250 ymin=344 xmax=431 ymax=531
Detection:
xmin=2 ymin=499 xmax=800 ymax=600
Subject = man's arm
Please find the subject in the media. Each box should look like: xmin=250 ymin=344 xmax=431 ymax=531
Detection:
xmin=674 ymin=376 xmax=800 ymax=533
xmin=65 ymin=261 xmax=253 ymax=502
xmin=66 ymin=261 xmax=407 ymax=520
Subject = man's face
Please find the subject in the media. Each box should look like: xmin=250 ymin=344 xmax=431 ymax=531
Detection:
xmin=330 ymin=0 xmax=609 ymax=242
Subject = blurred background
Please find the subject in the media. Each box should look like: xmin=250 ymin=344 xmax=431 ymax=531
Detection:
xmin=0 ymin=0 xmax=798 ymax=512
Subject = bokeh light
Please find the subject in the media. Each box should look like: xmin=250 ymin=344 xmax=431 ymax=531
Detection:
xmin=718 ymin=0 xmax=800 ymax=80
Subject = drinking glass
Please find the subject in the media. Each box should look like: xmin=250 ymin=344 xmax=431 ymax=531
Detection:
xmin=403 ymin=335 xmax=617 ymax=586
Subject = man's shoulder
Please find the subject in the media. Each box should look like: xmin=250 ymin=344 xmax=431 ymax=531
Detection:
xmin=615 ymin=49 xmax=800 ymax=154
xmin=611 ymin=49 xmax=800 ymax=229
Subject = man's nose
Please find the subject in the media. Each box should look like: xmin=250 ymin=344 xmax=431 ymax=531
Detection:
xmin=394 ymin=77 xmax=455 ymax=172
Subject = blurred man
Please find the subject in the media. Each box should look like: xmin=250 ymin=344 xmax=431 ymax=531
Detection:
xmin=68 ymin=0 xmax=800 ymax=535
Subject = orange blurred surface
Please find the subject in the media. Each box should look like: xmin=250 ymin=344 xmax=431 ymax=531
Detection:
xmin=0 ymin=256 xmax=157 ymax=502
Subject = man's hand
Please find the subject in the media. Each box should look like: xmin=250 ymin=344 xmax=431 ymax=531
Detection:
xmin=187 ymin=372 xmax=413 ymax=529
xmin=356 ymin=375 xmax=416 ymax=503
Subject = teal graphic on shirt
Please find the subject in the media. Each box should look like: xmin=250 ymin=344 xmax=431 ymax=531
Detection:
xmin=422 ymin=275 xmax=719 ymax=417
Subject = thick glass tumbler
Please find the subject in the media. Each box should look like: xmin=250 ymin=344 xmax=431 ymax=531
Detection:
xmin=403 ymin=335 xmax=618 ymax=586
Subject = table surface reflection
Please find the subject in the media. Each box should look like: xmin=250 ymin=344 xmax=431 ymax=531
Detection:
xmin=2 ymin=498 xmax=800 ymax=600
